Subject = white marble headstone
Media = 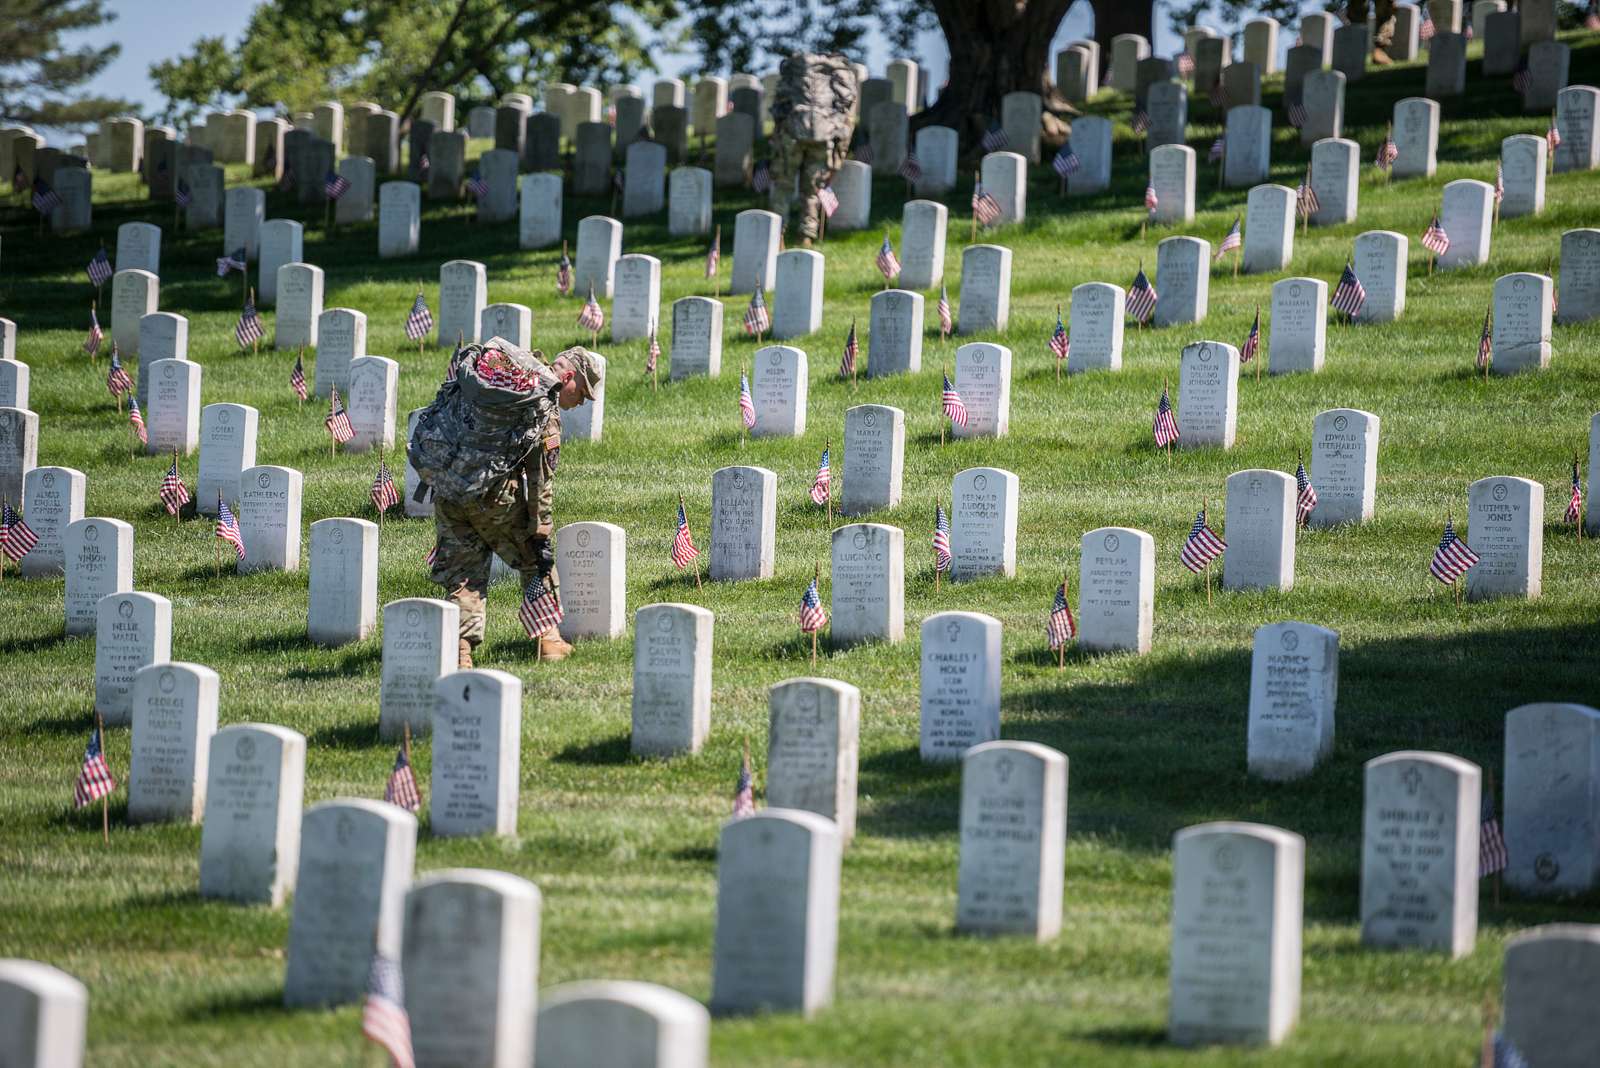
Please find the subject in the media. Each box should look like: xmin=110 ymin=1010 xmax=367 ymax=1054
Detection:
xmin=20 ymin=466 xmax=84 ymax=578
xmin=431 ymin=669 xmax=521 ymax=837
xmin=307 ymin=517 xmax=379 ymax=645
xmin=379 ymin=598 xmax=458 ymax=740
xmin=1177 ymin=341 xmax=1238 ymax=448
xmin=94 ymin=591 xmax=172 ymax=725
xmin=554 ymin=521 xmax=626 ymax=641
xmin=1223 ymin=469 xmax=1295 ymax=591
xmin=1466 ymin=476 xmax=1542 ymax=601
xmin=1247 ymin=621 xmax=1338 ymax=780
xmin=767 ymin=677 xmax=862 ymax=840
xmin=957 ymin=741 xmax=1067 ymax=940
xmin=868 ymin=290 xmax=923 ymax=377
xmin=920 ymin=611 xmax=1003 ymax=762
xmin=1077 ymin=527 xmax=1154 ymax=654
xmin=630 ymin=602 xmax=713 ymax=756
xmin=199 ymin=723 xmax=306 ymax=906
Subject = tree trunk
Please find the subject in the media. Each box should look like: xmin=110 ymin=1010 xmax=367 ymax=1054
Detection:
xmin=916 ymin=0 xmax=1077 ymax=154
xmin=1089 ymin=0 xmax=1156 ymax=79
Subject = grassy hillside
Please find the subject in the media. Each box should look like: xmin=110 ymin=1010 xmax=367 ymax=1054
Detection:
xmin=2 ymin=37 xmax=1599 ymax=1066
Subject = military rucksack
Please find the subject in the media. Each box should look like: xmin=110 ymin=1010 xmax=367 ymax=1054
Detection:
xmin=407 ymin=342 xmax=559 ymax=505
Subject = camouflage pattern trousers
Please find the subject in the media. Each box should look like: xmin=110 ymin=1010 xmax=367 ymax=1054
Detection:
xmin=430 ymin=490 xmax=558 ymax=645
xmin=771 ymin=145 xmax=836 ymax=241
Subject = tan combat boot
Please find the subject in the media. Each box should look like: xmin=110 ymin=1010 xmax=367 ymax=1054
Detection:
xmin=537 ymin=629 xmax=573 ymax=661
xmin=458 ymin=639 xmax=474 ymax=670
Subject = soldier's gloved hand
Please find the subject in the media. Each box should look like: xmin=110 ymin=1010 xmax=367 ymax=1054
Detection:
xmin=531 ymin=536 xmax=555 ymax=579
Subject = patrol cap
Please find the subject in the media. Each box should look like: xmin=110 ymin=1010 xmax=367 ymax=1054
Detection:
xmin=553 ymin=346 xmax=603 ymax=400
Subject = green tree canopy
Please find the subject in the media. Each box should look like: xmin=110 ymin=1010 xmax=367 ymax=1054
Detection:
xmin=0 ymin=0 xmax=134 ymax=130
xmin=152 ymin=0 xmax=676 ymax=125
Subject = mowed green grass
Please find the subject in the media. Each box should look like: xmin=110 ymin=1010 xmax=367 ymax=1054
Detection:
xmin=4 ymin=39 xmax=1600 ymax=1066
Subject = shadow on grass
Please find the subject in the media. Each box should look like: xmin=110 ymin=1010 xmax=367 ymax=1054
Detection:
xmin=0 ymin=630 xmax=75 ymax=657
xmin=1082 ymin=1024 xmax=1167 ymax=1047
xmin=185 ymin=988 xmax=297 ymax=1022
xmin=553 ymin=732 xmax=633 ymax=766
xmin=669 ymin=844 xmax=718 ymax=865
xmin=287 ymin=645 xmax=382 ymax=681
xmin=308 ymin=719 xmax=385 ymax=750
xmin=234 ymin=629 xmax=317 ymax=654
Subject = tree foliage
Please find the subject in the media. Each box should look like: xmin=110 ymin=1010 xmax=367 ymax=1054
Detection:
xmin=678 ymin=0 xmax=934 ymax=77
xmin=151 ymin=0 xmax=676 ymax=124
xmin=0 ymin=0 xmax=134 ymax=129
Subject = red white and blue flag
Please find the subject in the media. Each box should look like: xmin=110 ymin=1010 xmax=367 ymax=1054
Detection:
xmin=1295 ymin=458 xmax=1319 ymax=526
xmin=326 ymin=387 xmax=356 ymax=444
xmin=361 ymin=951 xmax=415 ymax=1068
xmin=557 ymin=248 xmax=573 ymax=296
xmin=107 ymin=348 xmax=134 ymax=398
xmin=1180 ymin=506 xmax=1227 ymax=573
xmin=216 ymin=497 xmax=246 ymax=560
xmin=371 ymin=462 xmax=400 ymax=514
xmin=1430 ymin=519 xmax=1480 ymax=584
xmin=216 ymin=248 xmax=246 ymax=277
xmin=898 ymin=153 xmax=923 ymax=183
xmin=732 ymin=747 xmax=756 ymax=818
xmin=31 ymin=178 xmax=61 ymax=214
xmin=578 ymin=284 xmax=605 ymax=333
xmin=1477 ymin=306 xmax=1493 ymax=371
xmin=1376 ymin=129 xmax=1399 ymax=170
xmin=1153 ymin=385 xmax=1179 ymax=447
xmin=798 ymin=575 xmax=828 ymax=633
xmin=1566 ymin=458 xmax=1584 ymax=525
xmin=85 ymin=306 xmax=104 ymax=356
xmin=324 ymin=170 xmax=350 ymax=200
xmin=1052 ymin=142 xmax=1081 ymax=179
xmin=160 ymin=458 xmax=190 ymax=515
xmin=290 ymin=352 xmax=308 ymax=400
xmin=236 ymin=296 xmax=264 ymax=348
xmin=1127 ymin=267 xmax=1158 ymax=324
xmin=128 ymin=396 xmax=147 ymax=445
xmin=1479 ymin=787 xmax=1508 ymax=877
xmin=932 ymin=504 xmax=952 ymax=572
xmin=384 ymin=747 xmax=421 ymax=813
xmin=1 ymin=501 xmax=38 ymax=562
xmin=980 ymin=124 xmax=1009 ymax=152
xmin=809 ymin=447 xmax=831 ymax=506
xmin=1421 ymin=215 xmax=1450 ymax=256
xmin=73 ymin=723 xmax=116 ymax=808
xmin=404 ymin=292 xmax=434 ymax=341
xmin=87 ymin=246 xmax=113 ymax=287
xmin=818 ymin=184 xmax=839 ymax=217
xmin=941 ymin=373 xmax=968 ymax=428
xmin=1047 ymin=583 xmax=1077 ymax=649
xmin=1214 ymin=215 xmax=1242 ymax=260
xmin=743 ymin=288 xmax=769 ymax=336
xmin=738 ymin=372 xmax=756 ymax=429
xmin=972 ymin=182 xmax=1002 ymax=226
xmin=518 ymin=579 xmax=564 ymax=638
xmin=671 ymin=500 xmax=700 ymax=568
xmin=937 ymin=285 xmax=953 ymax=335
xmin=875 ymin=232 xmax=901 ymax=281
xmin=839 ymin=319 xmax=859 ymax=378
xmin=1241 ymin=306 xmax=1261 ymax=364
xmin=1331 ymin=262 xmax=1367 ymax=318
xmin=1050 ymin=310 xmax=1070 ymax=362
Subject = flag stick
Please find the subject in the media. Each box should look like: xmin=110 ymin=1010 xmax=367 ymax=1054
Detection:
xmin=1204 ymin=498 xmax=1213 ymax=605
xmin=98 ymin=713 xmax=109 ymax=845
xmin=939 ymin=361 xmax=947 ymax=446
xmin=850 ymin=317 xmax=858 ymax=390
xmin=1058 ymin=571 xmax=1068 ymax=670
xmin=1575 ymin=454 xmax=1583 ymax=543
xmin=1255 ymin=305 xmax=1262 ymax=382
xmin=970 ymin=170 xmax=979 ymax=243
xmin=297 ymin=345 xmax=306 ymax=408
xmin=376 ymin=449 xmax=385 ymax=530
xmin=935 ymin=500 xmax=942 ymax=596
xmin=1165 ymin=376 xmax=1172 ymax=462
xmin=1479 ymin=995 xmax=1496 ymax=1068
xmin=250 ymin=288 xmax=260 ymax=357
xmin=1055 ymin=304 xmax=1062 ymax=383
xmin=810 ymin=562 xmax=820 ymax=666
xmin=403 ymin=720 xmax=412 ymax=767
xmin=1488 ymin=766 xmax=1501 ymax=907
xmin=173 ymin=451 xmax=181 ymax=524
xmin=88 ymin=301 xmax=97 ymax=365
xmin=825 ymin=439 xmax=833 ymax=524
xmin=712 ymin=226 xmax=721 ymax=298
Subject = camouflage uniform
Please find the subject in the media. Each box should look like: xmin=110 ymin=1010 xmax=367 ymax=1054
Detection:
xmin=1346 ymin=0 xmax=1398 ymax=50
xmin=769 ymin=53 xmax=858 ymax=243
xmin=429 ymin=406 xmax=563 ymax=646
xmin=413 ymin=339 xmax=599 ymax=651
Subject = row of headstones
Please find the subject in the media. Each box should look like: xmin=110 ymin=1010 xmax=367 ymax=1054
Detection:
xmin=23 ymin=702 xmax=1600 ymax=1056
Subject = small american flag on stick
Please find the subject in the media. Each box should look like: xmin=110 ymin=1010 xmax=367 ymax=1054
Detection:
xmin=1430 ymin=518 xmax=1479 ymax=584
xmin=1049 ymin=309 xmax=1069 ymax=363
xmin=384 ymin=746 xmax=421 ymax=813
xmin=1295 ymin=456 xmax=1318 ymax=526
xmin=464 ymin=171 xmax=487 ymax=200
xmin=1418 ymin=6 xmax=1435 ymax=39
xmin=128 ymin=396 xmax=147 ymax=445
xmin=1286 ymin=100 xmax=1307 ymax=129
xmin=236 ymin=295 xmax=264 ymax=349
xmin=215 ymin=497 xmax=246 ymax=560
xmin=1153 ymin=383 xmax=1179 ymax=448
xmin=1214 ymin=215 xmax=1241 ymax=260
xmin=1180 ymin=506 xmax=1226 ymax=573
xmin=732 ymin=743 xmax=756 ymax=818
xmin=1 ymin=501 xmax=38 ymax=562
xmin=518 ymin=578 xmax=564 ymax=638
xmin=1144 ymin=184 xmax=1158 ymax=215
xmin=1565 ymin=457 xmax=1584 ymax=525
xmin=557 ymin=243 xmax=573 ymax=295
xmin=1131 ymin=109 xmax=1150 ymax=134
xmin=1297 ymin=169 xmax=1319 ymax=217
xmin=798 ymin=573 xmax=828 ymax=633
xmin=839 ymin=319 xmax=858 ymax=378
xmin=159 ymin=456 xmax=190 ymax=515
xmin=1127 ymin=266 xmax=1157 ymax=324
xmin=1548 ymin=115 xmax=1562 ymax=155
xmin=705 ymin=227 xmax=721 ymax=279
xmin=898 ymin=153 xmax=922 ymax=182
xmin=362 ymin=951 xmax=415 ymax=1068
xmin=107 ymin=348 xmax=133 ymax=398
xmin=216 ymin=248 xmax=246 ymax=277
xmin=324 ymin=170 xmax=350 ymax=200
xmin=1477 ymin=306 xmax=1493 ymax=371
xmin=751 ymin=159 xmax=771 ymax=194
xmin=980 ymin=124 xmax=1009 ymax=152
xmin=671 ymin=499 xmax=700 ymax=569
xmin=743 ymin=288 xmax=769 ymax=336
xmin=578 ymin=284 xmax=605 ymax=333
xmin=972 ymin=182 xmax=1002 ymax=227
xmin=738 ymin=372 xmax=756 ymax=429
xmin=941 ymin=373 xmax=968 ymax=429
xmin=1421 ymin=215 xmax=1450 ymax=257
xmin=1331 ymin=262 xmax=1367 ymax=319
xmin=1479 ymin=780 xmax=1508 ymax=877
xmin=809 ymin=447 xmax=831 ymax=506
xmin=1241 ymin=306 xmax=1261 ymax=364
xmin=326 ymin=387 xmax=356 ymax=444
xmin=1494 ymin=162 xmax=1504 ymax=205
xmin=87 ymin=247 xmax=112 ymax=287
xmin=818 ymin=185 xmax=839 ymax=217
xmin=371 ymin=461 xmax=400 ymax=514
xmin=937 ymin=285 xmax=953 ymax=336
xmin=875 ymin=232 xmax=901 ymax=282
xmin=73 ymin=723 xmax=116 ymax=809
xmin=174 ymin=178 xmax=191 ymax=208
xmin=85 ymin=305 xmax=103 ymax=356
xmin=1208 ymin=136 xmax=1225 ymax=164
xmin=1376 ymin=129 xmax=1399 ymax=170
xmin=1052 ymin=142 xmax=1080 ymax=179
xmin=32 ymin=178 xmax=61 ymax=214
xmin=290 ymin=351 xmax=308 ymax=400
xmin=932 ymin=504 xmax=952 ymax=572
xmin=1047 ymin=582 xmax=1077 ymax=650
xmin=404 ymin=292 xmax=433 ymax=341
